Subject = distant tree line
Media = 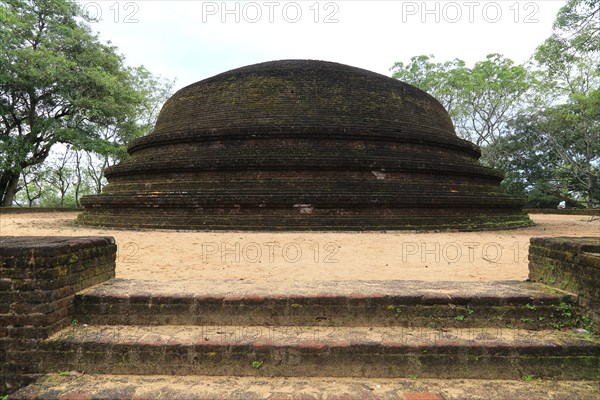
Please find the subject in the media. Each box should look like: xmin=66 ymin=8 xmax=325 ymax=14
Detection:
xmin=391 ymin=0 xmax=599 ymax=208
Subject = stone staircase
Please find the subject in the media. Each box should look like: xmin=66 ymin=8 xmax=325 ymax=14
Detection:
xmin=11 ymin=279 xmax=600 ymax=399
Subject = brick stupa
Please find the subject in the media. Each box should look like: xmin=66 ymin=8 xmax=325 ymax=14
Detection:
xmin=79 ymin=60 xmax=531 ymax=230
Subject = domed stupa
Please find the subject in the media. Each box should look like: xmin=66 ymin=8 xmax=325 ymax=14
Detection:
xmin=79 ymin=60 xmax=531 ymax=230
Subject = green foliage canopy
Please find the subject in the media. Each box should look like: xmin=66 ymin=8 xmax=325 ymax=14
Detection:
xmin=391 ymin=0 xmax=599 ymax=207
xmin=391 ymin=54 xmax=531 ymax=164
xmin=0 ymin=0 xmax=166 ymax=206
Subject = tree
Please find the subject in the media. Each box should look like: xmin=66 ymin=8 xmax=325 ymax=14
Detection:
xmin=15 ymin=147 xmax=115 ymax=208
xmin=17 ymin=165 xmax=46 ymax=207
xmin=391 ymin=54 xmax=531 ymax=164
xmin=494 ymin=104 xmax=599 ymax=207
xmin=532 ymin=0 xmax=599 ymax=207
xmin=457 ymin=55 xmax=530 ymax=151
xmin=389 ymin=1 xmax=598 ymax=207
xmin=43 ymin=148 xmax=73 ymax=207
xmin=552 ymin=0 xmax=599 ymax=53
xmin=0 ymin=0 xmax=168 ymax=206
xmin=390 ymin=55 xmax=467 ymax=115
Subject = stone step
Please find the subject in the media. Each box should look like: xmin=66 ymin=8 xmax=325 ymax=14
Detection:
xmin=36 ymin=325 xmax=600 ymax=380
xmin=74 ymin=279 xmax=580 ymax=329
xmin=11 ymin=375 xmax=600 ymax=400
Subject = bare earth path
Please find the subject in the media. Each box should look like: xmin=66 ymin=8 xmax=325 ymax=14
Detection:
xmin=1 ymin=212 xmax=598 ymax=283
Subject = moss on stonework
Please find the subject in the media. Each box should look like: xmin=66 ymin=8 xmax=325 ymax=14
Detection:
xmin=78 ymin=60 xmax=530 ymax=231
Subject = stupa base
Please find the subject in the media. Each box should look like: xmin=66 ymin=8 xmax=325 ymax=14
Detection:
xmin=78 ymin=205 xmax=532 ymax=231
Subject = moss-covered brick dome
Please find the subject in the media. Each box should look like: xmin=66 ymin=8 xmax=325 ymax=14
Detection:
xmin=79 ymin=60 xmax=532 ymax=230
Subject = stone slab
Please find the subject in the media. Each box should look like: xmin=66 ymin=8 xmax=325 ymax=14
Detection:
xmin=37 ymin=325 xmax=600 ymax=379
xmin=74 ymin=279 xmax=578 ymax=329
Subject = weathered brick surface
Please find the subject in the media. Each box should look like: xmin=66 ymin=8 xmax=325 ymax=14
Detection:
xmin=73 ymin=279 xmax=578 ymax=330
xmin=529 ymin=237 xmax=600 ymax=332
xmin=0 ymin=236 xmax=116 ymax=394
xmin=35 ymin=325 xmax=600 ymax=380
xmin=79 ymin=60 xmax=531 ymax=231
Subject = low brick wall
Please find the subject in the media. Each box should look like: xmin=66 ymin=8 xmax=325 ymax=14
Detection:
xmin=0 ymin=207 xmax=82 ymax=214
xmin=526 ymin=208 xmax=600 ymax=216
xmin=0 ymin=236 xmax=116 ymax=394
xmin=529 ymin=237 xmax=600 ymax=331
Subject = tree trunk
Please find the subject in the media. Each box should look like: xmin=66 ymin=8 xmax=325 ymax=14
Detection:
xmin=0 ymin=172 xmax=20 ymax=206
xmin=587 ymin=171 xmax=594 ymax=209
xmin=0 ymin=173 xmax=9 ymax=205
xmin=74 ymin=151 xmax=82 ymax=207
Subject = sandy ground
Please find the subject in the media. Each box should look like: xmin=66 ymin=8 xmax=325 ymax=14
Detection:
xmin=1 ymin=212 xmax=598 ymax=282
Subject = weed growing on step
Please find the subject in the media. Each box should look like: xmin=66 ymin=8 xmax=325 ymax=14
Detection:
xmin=454 ymin=305 xmax=474 ymax=321
xmin=58 ymin=371 xmax=84 ymax=377
xmin=549 ymin=303 xmax=572 ymax=329
xmin=70 ymin=319 xmax=78 ymax=337
xmin=548 ymin=302 xmax=594 ymax=331
xmin=522 ymin=375 xmax=542 ymax=382
xmin=387 ymin=305 xmax=402 ymax=318
xmin=578 ymin=315 xmax=594 ymax=332
xmin=252 ymin=360 xmax=264 ymax=369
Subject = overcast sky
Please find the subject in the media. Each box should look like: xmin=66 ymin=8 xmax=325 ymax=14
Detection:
xmin=78 ymin=0 xmax=567 ymax=91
